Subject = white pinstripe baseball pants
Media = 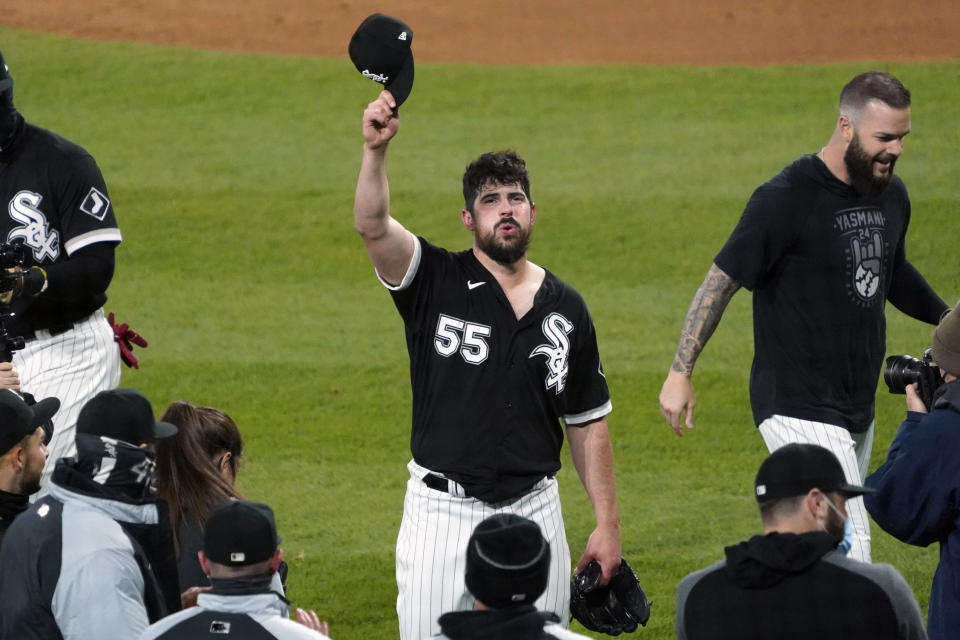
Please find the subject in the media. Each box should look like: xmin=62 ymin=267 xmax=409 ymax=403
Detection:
xmin=396 ymin=459 xmax=571 ymax=640
xmin=14 ymin=308 xmax=121 ymax=498
xmin=758 ymin=414 xmax=874 ymax=563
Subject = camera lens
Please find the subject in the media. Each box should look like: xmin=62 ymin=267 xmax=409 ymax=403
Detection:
xmin=883 ymin=355 xmax=923 ymax=394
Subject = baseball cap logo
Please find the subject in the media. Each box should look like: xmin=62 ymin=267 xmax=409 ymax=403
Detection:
xmin=230 ymin=552 xmax=246 ymax=562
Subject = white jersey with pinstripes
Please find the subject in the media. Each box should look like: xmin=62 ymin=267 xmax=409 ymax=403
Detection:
xmin=382 ymin=234 xmax=612 ymax=640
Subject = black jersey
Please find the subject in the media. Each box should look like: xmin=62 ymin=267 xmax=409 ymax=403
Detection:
xmin=387 ymin=236 xmax=612 ymax=503
xmin=0 ymin=120 xmax=122 ymax=332
xmin=715 ymin=154 xmax=910 ymax=431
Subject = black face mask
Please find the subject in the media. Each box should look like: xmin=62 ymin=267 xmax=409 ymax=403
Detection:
xmin=74 ymin=433 xmax=158 ymax=501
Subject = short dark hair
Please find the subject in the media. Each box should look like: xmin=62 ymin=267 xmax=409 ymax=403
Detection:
xmin=758 ymin=494 xmax=806 ymax=526
xmin=839 ymin=71 xmax=911 ymax=118
xmin=462 ymin=151 xmax=531 ymax=213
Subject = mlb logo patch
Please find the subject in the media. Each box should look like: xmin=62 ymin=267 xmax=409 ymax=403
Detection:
xmin=209 ymin=620 xmax=231 ymax=634
xmin=79 ymin=187 xmax=110 ymax=220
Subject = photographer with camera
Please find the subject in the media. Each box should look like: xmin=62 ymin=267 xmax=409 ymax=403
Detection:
xmin=865 ymin=301 xmax=960 ymax=640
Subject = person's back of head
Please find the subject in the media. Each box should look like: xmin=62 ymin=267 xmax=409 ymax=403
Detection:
xmin=465 ymin=513 xmax=550 ymax=609
xmin=71 ymin=388 xmax=177 ymax=501
xmin=154 ymin=401 xmax=244 ymax=547
xmin=199 ymin=499 xmax=281 ymax=581
xmin=931 ymin=300 xmax=960 ymax=380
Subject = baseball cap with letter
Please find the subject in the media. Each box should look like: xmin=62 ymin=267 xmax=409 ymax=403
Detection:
xmin=77 ymin=388 xmax=177 ymax=445
xmin=204 ymin=499 xmax=280 ymax=567
xmin=348 ymin=13 xmax=415 ymax=107
xmin=754 ymin=443 xmax=873 ymax=503
xmin=0 ymin=389 xmax=59 ymax=455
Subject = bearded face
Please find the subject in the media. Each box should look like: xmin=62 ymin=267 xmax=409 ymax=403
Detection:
xmin=843 ymin=130 xmax=898 ymax=198
xmin=474 ymin=216 xmax=531 ymax=265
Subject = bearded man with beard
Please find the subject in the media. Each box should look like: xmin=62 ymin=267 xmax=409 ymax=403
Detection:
xmin=659 ymin=71 xmax=949 ymax=563
xmin=676 ymin=444 xmax=926 ymax=640
xmin=355 ymin=90 xmax=622 ymax=640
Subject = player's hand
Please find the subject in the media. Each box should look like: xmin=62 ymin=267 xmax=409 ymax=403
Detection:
xmin=362 ymin=90 xmax=399 ymax=150
xmin=659 ymin=369 xmax=696 ymax=436
xmin=575 ymin=523 xmax=622 ymax=585
xmin=179 ymin=585 xmax=211 ymax=609
xmin=0 ymin=361 xmax=20 ymax=390
xmin=905 ymin=383 xmax=928 ymax=414
xmin=296 ymin=608 xmax=329 ymax=636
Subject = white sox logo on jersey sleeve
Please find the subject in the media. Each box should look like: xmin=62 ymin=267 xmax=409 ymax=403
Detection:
xmin=7 ymin=190 xmax=60 ymax=261
xmin=529 ymin=312 xmax=573 ymax=395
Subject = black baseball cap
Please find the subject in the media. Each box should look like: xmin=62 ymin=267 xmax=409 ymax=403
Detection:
xmin=465 ymin=513 xmax=551 ymax=608
xmin=348 ymin=13 xmax=415 ymax=107
xmin=754 ymin=443 xmax=874 ymax=503
xmin=0 ymin=389 xmax=59 ymax=455
xmin=204 ymin=499 xmax=280 ymax=567
xmin=76 ymin=388 xmax=177 ymax=445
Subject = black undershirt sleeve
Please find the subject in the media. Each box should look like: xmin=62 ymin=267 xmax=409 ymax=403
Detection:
xmin=887 ymin=259 xmax=949 ymax=325
xmin=43 ymin=243 xmax=116 ymax=302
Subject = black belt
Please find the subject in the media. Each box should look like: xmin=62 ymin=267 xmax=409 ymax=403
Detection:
xmin=20 ymin=319 xmax=79 ymax=341
xmin=421 ymin=472 xmax=554 ymax=496
xmin=422 ymin=473 xmax=449 ymax=493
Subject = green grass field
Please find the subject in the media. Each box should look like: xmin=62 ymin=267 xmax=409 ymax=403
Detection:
xmin=3 ymin=27 xmax=957 ymax=638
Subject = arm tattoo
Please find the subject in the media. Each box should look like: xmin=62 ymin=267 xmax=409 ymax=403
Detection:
xmin=671 ymin=264 xmax=741 ymax=376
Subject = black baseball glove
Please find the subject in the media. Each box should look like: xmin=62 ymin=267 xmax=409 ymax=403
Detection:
xmin=570 ymin=558 xmax=651 ymax=635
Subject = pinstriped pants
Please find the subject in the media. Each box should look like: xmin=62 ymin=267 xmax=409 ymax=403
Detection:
xmin=758 ymin=414 xmax=874 ymax=563
xmin=14 ymin=308 xmax=121 ymax=498
xmin=396 ymin=459 xmax=571 ymax=640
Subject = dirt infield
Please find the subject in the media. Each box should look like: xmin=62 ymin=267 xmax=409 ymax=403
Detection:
xmin=4 ymin=0 xmax=958 ymax=65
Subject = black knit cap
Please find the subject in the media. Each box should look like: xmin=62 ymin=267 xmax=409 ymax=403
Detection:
xmin=348 ymin=13 xmax=415 ymax=107
xmin=755 ymin=443 xmax=874 ymax=503
xmin=465 ymin=513 xmax=550 ymax=608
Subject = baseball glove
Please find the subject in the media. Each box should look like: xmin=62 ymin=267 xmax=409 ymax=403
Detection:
xmin=570 ymin=558 xmax=651 ymax=635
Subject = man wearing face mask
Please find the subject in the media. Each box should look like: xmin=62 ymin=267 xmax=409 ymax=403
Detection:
xmin=0 ymin=388 xmax=181 ymax=640
xmin=675 ymin=443 xmax=926 ymax=640
xmin=866 ymin=301 xmax=960 ymax=640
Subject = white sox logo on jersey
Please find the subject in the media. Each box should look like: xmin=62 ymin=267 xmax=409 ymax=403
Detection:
xmin=529 ymin=312 xmax=574 ymax=395
xmin=7 ymin=190 xmax=60 ymax=261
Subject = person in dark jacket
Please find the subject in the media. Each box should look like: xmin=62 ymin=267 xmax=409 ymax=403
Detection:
xmin=140 ymin=499 xmax=328 ymax=640
xmin=866 ymin=300 xmax=960 ymax=640
xmin=676 ymin=443 xmax=926 ymax=640
xmin=433 ymin=513 xmax=591 ymax=640
xmin=0 ymin=388 xmax=180 ymax=639
xmin=0 ymin=388 xmax=57 ymax=546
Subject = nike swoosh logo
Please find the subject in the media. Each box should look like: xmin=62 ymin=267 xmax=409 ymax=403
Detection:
xmin=467 ymin=280 xmax=486 ymax=290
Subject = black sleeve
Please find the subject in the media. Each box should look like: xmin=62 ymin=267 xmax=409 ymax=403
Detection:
xmin=42 ymin=242 xmax=115 ymax=303
xmin=887 ymin=259 xmax=949 ymax=325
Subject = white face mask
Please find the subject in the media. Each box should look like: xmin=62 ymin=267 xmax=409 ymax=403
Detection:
xmin=822 ymin=497 xmax=853 ymax=555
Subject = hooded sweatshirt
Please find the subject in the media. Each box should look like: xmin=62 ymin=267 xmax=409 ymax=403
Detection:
xmin=434 ymin=606 xmax=591 ymax=640
xmin=676 ymin=531 xmax=926 ymax=640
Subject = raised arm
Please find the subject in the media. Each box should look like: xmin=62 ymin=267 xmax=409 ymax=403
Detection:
xmin=658 ymin=263 xmax=741 ymax=436
xmin=567 ymin=418 xmax=622 ymax=583
xmin=353 ymin=90 xmax=416 ymax=286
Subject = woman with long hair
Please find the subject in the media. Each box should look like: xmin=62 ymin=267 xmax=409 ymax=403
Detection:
xmin=155 ymin=401 xmax=244 ymax=591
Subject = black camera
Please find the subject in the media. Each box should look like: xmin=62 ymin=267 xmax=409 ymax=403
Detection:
xmin=0 ymin=238 xmax=24 ymax=269
xmin=884 ymin=348 xmax=944 ymax=410
xmin=0 ymin=239 xmax=26 ymax=361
